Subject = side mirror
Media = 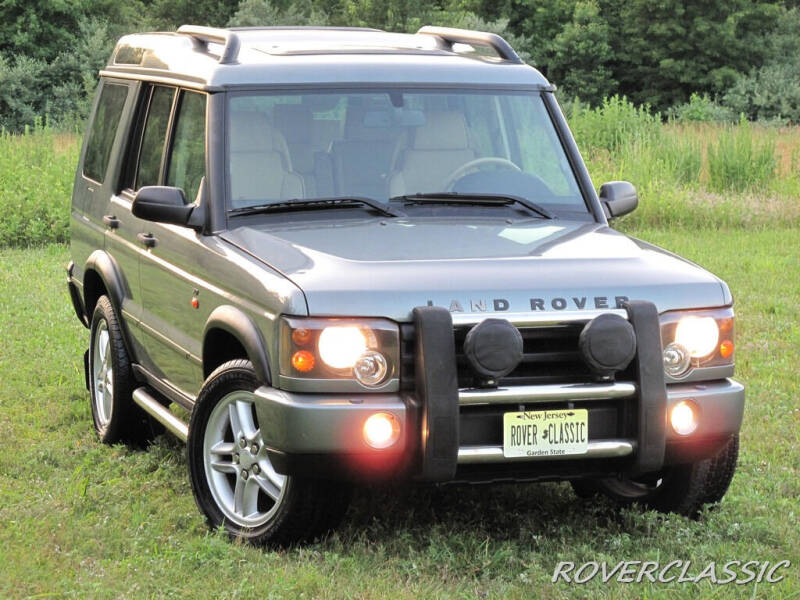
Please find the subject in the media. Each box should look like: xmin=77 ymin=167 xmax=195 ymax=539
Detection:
xmin=599 ymin=181 xmax=638 ymax=219
xmin=132 ymin=186 xmax=195 ymax=227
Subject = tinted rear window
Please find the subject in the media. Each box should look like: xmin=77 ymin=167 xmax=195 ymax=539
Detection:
xmin=83 ymin=83 xmax=128 ymax=183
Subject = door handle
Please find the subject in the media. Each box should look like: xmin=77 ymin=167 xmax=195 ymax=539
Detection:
xmin=137 ymin=232 xmax=157 ymax=248
xmin=103 ymin=215 xmax=120 ymax=229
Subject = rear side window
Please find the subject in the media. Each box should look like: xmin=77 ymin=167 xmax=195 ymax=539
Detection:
xmin=83 ymin=83 xmax=128 ymax=183
xmin=166 ymin=91 xmax=206 ymax=203
xmin=135 ymin=86 xmax=175 ymax=189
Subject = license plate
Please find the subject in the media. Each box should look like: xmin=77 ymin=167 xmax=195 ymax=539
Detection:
xmin=503 ymin=409 xmax=589 ymax=458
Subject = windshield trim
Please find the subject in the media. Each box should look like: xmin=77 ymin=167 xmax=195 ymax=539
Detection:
xmin=223 ymin=82 xmax=556 ymax=93
xmin=540 ymin=91 xmax=606 ymax=224
xmin=222 ymin=85 xmax=600 ymax=227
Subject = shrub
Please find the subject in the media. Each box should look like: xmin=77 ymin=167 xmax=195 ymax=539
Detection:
xmin=0 ymin=122 xmax=79 ymax=247
xmin=667 ymin=93 xmax=736 ymax=123
xmin=707 ymin=118 xmax=777 ymax=192
xmin=659 ymin=131 xmax=704 ymax=185
xmin=722 ymin=62 xmax=800 ymax=124
xmin=566 ymin=95 xmax=661 ymax=154
xmin=590 ymin=130 xmax=701 ymax=194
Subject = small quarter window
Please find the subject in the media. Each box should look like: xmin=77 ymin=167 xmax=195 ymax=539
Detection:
xmin=166 ymin=91 xmax=206 ymax=203
xmin=135 ymin=86 xmax=176 ymax=190
xmin=83 ymin=82 xmax=128 ymax=183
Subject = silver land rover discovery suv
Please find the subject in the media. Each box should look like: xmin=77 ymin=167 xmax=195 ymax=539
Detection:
xmin=67 ymin=25 xmax=744 ymax=545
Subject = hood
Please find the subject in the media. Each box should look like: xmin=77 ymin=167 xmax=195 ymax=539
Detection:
xmin=222 ymin=217 xmax=730 ymax=321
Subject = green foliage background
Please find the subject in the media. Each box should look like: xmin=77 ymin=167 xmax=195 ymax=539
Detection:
xmin=3 ymin=0 xmax=800 ymax=132
xmin=4 ymin=97 xmax=800 ymax=249
xmin=0 ymin=6 xmax=798 ymax=597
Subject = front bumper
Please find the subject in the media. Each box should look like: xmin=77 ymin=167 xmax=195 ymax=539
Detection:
xmin=255 ymin=303 xmax=743 ymax=483
xmin=254 ymin=387 xmax=413 ymax=479
xmin=253 ymin=377 xmax=744 ymax=481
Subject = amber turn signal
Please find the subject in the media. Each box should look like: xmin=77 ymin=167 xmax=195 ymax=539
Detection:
xmin=719 ymin=339 xmax=734 ymax=358
xmin=291 ymin=327 xmax=312 ymax=346
xmin=291 ymin=350 xmax=315 ymax=372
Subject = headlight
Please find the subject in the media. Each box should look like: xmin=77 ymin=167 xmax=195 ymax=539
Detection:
xmin=318 ymin=326 xmax=367 ymax=369
xmin=660 ymin=308 xmax=734 ymax=378
xmin=279 ymin=316 xmax=399 ymax=389
xmin=674 ymin=316 xmax=719 ymax=358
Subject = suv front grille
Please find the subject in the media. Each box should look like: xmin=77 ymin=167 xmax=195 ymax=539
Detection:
xmin=400 ymin=322 xmax=636 ymax=390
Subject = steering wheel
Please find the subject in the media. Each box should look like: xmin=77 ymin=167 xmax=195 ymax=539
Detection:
xmin=443 ymin=157 xmax=521 ymax=191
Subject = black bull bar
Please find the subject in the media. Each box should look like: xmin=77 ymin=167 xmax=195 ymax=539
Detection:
xmin=412 ymin=301 xmax=667 ymax=482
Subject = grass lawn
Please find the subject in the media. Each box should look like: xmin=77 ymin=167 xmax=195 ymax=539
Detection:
xmin=0 ymin=230 xmax=797 ymax=599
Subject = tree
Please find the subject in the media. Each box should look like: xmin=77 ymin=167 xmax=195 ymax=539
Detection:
xmin=472 ymin=0 xmax=783 ymax=111
xmin=0 ymin=0 xmax=84 ymax=61
xmin=550 ymin=1 xmax=615 ymax=100
xmin=336 ymin=0 xmax=436 ymax=31
xmin=607 ymin=0 xmax=782 ymax=110
xmin=228 ymin=0 xmax=329 ymax=27
xmin=141 ymin=0 xmax=241 ymax=30
xmin=721 ymin=7 xmax=800 ymax=121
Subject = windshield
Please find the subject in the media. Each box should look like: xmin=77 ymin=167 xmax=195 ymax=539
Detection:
xmin=227 ymin=89 xmax=588 ymax=216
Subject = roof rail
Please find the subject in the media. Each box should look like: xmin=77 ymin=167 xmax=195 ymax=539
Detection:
xmin=417 ymin=26 xmax=523 ymax=64
xmin=177 ymin=25 xmax=240 ymax=64
xmin=228 ymin=26 xmax=384 ymax=32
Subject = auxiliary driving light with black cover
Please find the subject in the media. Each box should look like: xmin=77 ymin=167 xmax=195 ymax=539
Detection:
xmin=578 ymin=313 xmax=637 ymax=380
xmin=463 ymin=318 xmax=523 ymax=380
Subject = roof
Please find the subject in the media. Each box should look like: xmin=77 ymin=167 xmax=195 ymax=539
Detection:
xmin=100 ymin=26 xmax=551 ymax=90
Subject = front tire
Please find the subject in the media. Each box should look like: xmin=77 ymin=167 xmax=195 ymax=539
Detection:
xmin=187 ymin=360 xmax=351 ymax=546
xmin=599 ymin=435 xmax=739 ymax=517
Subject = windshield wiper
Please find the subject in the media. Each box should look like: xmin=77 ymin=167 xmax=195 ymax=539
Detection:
xmin=390 ymin=192 xmax=555 ymax=219
xmin=229 ymin=196 xmax=403 ymax=218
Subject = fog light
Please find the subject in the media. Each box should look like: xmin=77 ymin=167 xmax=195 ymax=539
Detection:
xmin=354 ymin=351 xmax=388 ymax=386
xmin=663 ymin=342 xmax=691 ymax=377
xmin=363 ymin=412 xmax=401 ymax=449
xmin=671 ymin=401 xmax=698 ymax=436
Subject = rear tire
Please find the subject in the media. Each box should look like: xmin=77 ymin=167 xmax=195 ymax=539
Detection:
xmin=187 ymin=360 xmax=351 ymax=546
xmin=598 ymin=435 xmax=739 ymax=517
xmin=89 ymin=295 xmax=150 ymax=444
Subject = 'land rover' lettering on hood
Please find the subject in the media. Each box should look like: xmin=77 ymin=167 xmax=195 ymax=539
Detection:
xmin=434 ymin=295 xmax=630 ymax=313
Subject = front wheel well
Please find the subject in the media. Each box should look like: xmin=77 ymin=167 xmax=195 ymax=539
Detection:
xmin=202 ymin=328 xmax=249 ymax=380
xmin=83 ymin=269 xmax=108 ymax=318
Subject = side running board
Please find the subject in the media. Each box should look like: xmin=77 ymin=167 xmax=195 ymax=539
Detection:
xmin=132 ymin=387 xmax=189 ymax=442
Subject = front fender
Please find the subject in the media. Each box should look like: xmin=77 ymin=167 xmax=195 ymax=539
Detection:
xmin=203 ymin=305 xmax=272 ymax=385
xmin=84 ymin=249 xmax=130 ymax=318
